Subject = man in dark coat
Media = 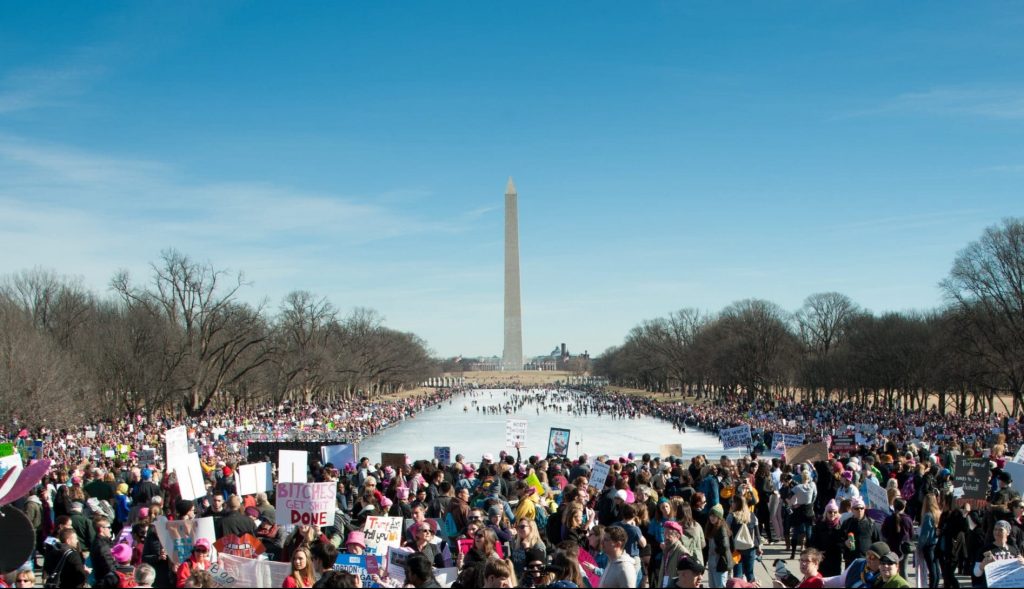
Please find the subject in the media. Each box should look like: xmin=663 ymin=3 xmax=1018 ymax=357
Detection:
xmin=90 ymin=516 xmax=119 ymax=588
xmin=220 ymin=495 xmax=258 ymax=537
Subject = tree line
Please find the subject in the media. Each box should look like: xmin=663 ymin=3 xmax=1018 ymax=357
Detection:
xmin=0 ymin=249 xmax=437 ymax=427
xmin=594 ymin=218 xmax=1024 ymax=416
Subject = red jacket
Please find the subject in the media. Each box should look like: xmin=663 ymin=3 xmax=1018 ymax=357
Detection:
xmin=175 ymin=555 xmax=210 ymax=588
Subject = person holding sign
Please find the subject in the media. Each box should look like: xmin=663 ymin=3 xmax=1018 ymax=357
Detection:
xmin=974 ymin=520 xmax=1024 ymax=582
xmin=174 ymin=537 xmax=212 ymax=588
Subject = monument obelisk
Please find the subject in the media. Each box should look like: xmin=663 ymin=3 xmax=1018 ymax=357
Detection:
xmin=502 ymin=177 xmax=524 ymax=371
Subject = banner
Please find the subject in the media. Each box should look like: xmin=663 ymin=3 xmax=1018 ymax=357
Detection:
xmin=434 ymin=447 xmax=451 ymax=467
xmin=363 ymin=516 xmax=404 ymax=559
xmin=210 ymin=553 xmax=292 ymax=588
xmin=153 ymin=516 xmax=216 ymax=566
xmin=278 ymin=450 xmax=308 ymax=484
xmin=236 ymin=462 xmax=272 ymax=496
xmin=784 ymin=442 xmax=829 ymax=466
xmin=721 ymin=425 xmax=752 ymax=450
xmin=321 ymin=444 xmax=356 ymax=469
xmin=165 ymin=426 xmax=189 ymax=465
xmin=547 ymin=428 xmax=571 ymax=457
xmin=954 ymin=456 xmax=991 ymax=500
xmin=275 ymin=482 xmax=336 ymax=526
xmin=987 ymin=558 xmax=1024 ymax=588
xmin=589 ymin=461 xmax=611 ymax=491
xmin=506 ymin=419 xmax=528 ymax=449
xmin=172 ymin=452 xmax=207 ymax=501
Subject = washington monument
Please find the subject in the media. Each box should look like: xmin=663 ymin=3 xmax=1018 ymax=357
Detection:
xmin=503 ymin=177 xmax=523 ymax=370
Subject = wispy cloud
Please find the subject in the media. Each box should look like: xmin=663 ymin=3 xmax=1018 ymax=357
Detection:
xmin=847 ymin=87 xmax=1024 ymax=120
xmin=0 ymin=48 xmax=108 ymax=115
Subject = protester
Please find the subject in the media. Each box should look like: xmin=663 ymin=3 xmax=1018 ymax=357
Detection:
xmin=175 ymin=538 xmax=213 ymax=588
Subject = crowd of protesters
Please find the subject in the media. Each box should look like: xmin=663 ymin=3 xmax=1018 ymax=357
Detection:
xmin=3 ymin=385 xmax=1024 ymax=588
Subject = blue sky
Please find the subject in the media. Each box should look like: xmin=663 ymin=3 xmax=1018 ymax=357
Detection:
xmin=1 ymin=2 xmax=1022 ymax=358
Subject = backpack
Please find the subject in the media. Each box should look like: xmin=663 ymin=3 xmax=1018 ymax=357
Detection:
xmin=732 ymin=519 xmax=755 ymax=551
xmin=43 ymin=549 xmax=73 ymax=589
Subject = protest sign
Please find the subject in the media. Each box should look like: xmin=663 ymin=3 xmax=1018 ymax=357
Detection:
xmin=830 ymin=435 xmax=857 ymax=454
xmin=334 ymin=554 xmax=379 ymax=588
xmin=986 ymin=558 xmax=1024 ymax=588
xmin=547 ymin=428 xmax=571 ymax=457
xmin=772 ymin=433 xmax=806 ymax=448
xmin=457 ymin=537 xmax=504 ymax=558
xmin=381 ymin=453 xmax=408 ymax=471
xmin=0 ymin=443 xmax=13 ymax=458
xmin=214 ymin=533 xmax=265 ymax=559
xmin=506 ymin=419 xmax=528 ymax=449
xmin=1004 ymin=461 xmax=1024 ymax=495
xmin=386 ymin=546 xmax=414 ymax=585
xmin=784 ymin=442 xmax=828 ymax=466
xmin=164 ymin=426 xmax=189 ymax=465
xmin=153 ymin=516 xmax=216 ymax=566
xmin=524 ymin=472 xmax=545 ymax=497
xmin=236 ymin=462 xmax=272 ymax=496
xmin=955 ymin=456 xmax=992 ymax=500
xmin=172 ymin=453 xmax=207 ymax=501
xmin=434 ymin=446 xmax=451 ymax=467
xmin=589 ymin=461 xmax=611 ymax=491
xmin=276 ymin=482 xmax=336 ymax=526
xmin=866 ymin=479 xmax=892 ymax=515
xmin=321 ymin=444 xmax=356 ymax=470
xmin=363 ymin=516 xmax=404 ymax=559
xmin=579 ymin=547 xmax=601 ymax=588
xmin=1014 ymin=444 xmax=1024 ymax=465
xmin=660 ymin=444 xmax=683 ymax=458
xmin=721 ymin=425 xmax=752 ymax=450
xmin=138 ymin=448 xmax=156 ymax=467
xmin=278 ymin=450 xmax=308 ymax=483
xmin=435 ymin=568 xmax=459 ymax=587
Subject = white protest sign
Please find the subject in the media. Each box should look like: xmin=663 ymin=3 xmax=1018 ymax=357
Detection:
xmin=172 ymin=452 xmax=207 ymax=501
xmin=1004 ymin=461 xmax=1024 ymax=494
xmin=589 ymin=461 xmax=611 ymax=491
xmin=237 ymin=462 xmax=272 ymax=496
xmin=386 ymin=546 xmax=414 ymax=585
xmin=986 ymin=558 xmax=1024 ymax=588
xmin=153 ymin=516 xmax=217 ymax=567
xmin=321 ymin=444 xmax=356 ymax=469
xmin=434 ymin=446 xmax=451 ymax=467
xmin=721 ymin=425 xmax=752 ymax=450
xmin=866 ymin=479 xmax=891 ymax=515
xmin=275 ymin=482 xmax=336 ymax=527
xmin=278 ymin=450 xmax=308 ymax=483
xmin=506 ymin=419 xmax=528 ymax=449
xmin=165 ymin=426 xmax=189 ymax=465
xmin=363 ymin=516 xmax=404 ymax=559
xmin=1014 ymin=444 xmax=1024 ymax=465
xmin=214 ymin=553 xmax=292 ymax=588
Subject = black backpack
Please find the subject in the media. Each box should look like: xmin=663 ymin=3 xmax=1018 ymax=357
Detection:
xmin=43 ymin=549 xmax=73 ymax=589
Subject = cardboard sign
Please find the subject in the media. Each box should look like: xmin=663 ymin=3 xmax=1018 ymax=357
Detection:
xmin=721 ymin=425 xmax=752 ymax=450
xmin=236 ymin=462 xmax=273 ymax=496
xmin=866 ymin=479 xmax=891 ymax=515
xmin=275 ymin=482 xmax=336 ymax=526
xmin=165 ymin=426 xmax=189 ymax=465
xmin=214 ymin=533 xmax=266 ymax=559
xmin=506 ymin=419 xmax=528 ymax=449
xmin=381 ymin=453 xmax=408 ymax=471
xmin=434 ymin=446 xmax=451 ymax=467
xmin=363 ymin=516 xmax=404 ymax=559
xmin=987 ymin=558 xmax=1024 ymax=588
xmin=278 ymin=450 xmax=308 ymax=484
xmin=589 ymin=461 xmax=611 ymax=491
xmin=153 ymin=516 xmax=216 ymax=566
xmin=547 ymin=428 xmax=571 ymax=457
xmin=172 ymin=453 xmax=207 ymax=501
xmin=784 ymin=442 xmax=829 ymax=466
xmin=954 ymin=456 xmax=991 ymax=500
xmin=660 ymin=444 xmax=683 ymax=458
xmin=321 ymin=444 xmax=356 ymax=469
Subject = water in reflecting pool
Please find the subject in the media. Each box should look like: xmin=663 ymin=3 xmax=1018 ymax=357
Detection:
xmin=358 ymin=389 xmax=747 ymax=464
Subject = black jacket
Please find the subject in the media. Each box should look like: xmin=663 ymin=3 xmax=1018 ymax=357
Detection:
xmin=46 ymin=542 xmax=88 ymax=588
xmin=220 ymin=510 xmax=257 ymax=537
xmin=90 ymin=535 xmax=119 ymax=588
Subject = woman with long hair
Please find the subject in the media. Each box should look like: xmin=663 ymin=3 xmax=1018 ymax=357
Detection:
xmin=705 ymin=505 xmax=731 ymax=589
xmin=917 ymin=493 xmax=942 ymax=589
xmin=282 ymin=547 xmax=315 ymax=588
xmin=754 ymin=460 xmax=774 ymax=543
xmin=544 ymin=549 xmax=584 ymax=588
xmin=881 ymin=498 xmax=913 ymax=579
xmin=726 ymin=495 xmax=761 ymax=583
xmin=677 ymin=502 xmax=705 ymax=567
xmin=510 ymin=517 xmax=547 ymax=580
xmin=463 ymin=527 xmax=500 ymax=568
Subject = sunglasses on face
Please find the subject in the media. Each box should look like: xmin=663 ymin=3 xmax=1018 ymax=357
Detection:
xmin=194 ymin=548 xmax=208 ymax=553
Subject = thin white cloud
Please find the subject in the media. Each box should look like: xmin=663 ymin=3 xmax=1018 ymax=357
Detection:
xmin=849 ymin=87 xmax=1024 ymax=120
xmin=0 ymin=47 xmax=108 ymax=115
